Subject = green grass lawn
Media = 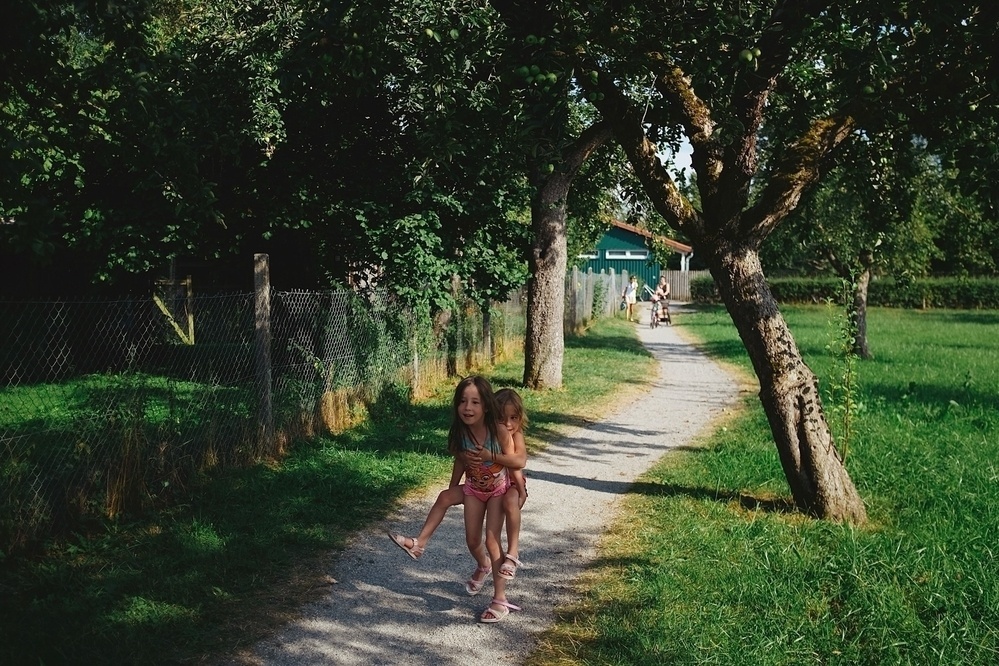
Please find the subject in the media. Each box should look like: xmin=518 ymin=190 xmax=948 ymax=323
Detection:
xmin=0 ymin=314 xmax=655 ymax=665
xmin=529 ymin=305 xmax=999 ymax=666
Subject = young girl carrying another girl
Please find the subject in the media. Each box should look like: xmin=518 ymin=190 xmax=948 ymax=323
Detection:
xmin=389 ymin=376 xmax=526 ymax=622
xmin=389 ymin=388 xmax=528 ymax=579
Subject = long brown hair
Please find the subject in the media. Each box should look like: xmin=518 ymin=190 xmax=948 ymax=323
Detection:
xmin=446 ymin=376 xmax=500 ymax=456
xmin=495 ymin=388 xmax=528 ymax=431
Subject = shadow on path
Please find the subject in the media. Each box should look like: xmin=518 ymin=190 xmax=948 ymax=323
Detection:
xmin=223 ymin=313 xmax=742 ymax=666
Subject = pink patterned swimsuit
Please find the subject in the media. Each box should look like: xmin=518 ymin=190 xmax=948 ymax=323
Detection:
xmin=461 ymin=431 xmax=510 ymax=502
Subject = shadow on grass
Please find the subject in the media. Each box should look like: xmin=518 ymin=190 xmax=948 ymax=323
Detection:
xmin=484 ymin=373 xmax=525 ymax=389
xmin=528 ymin=468 xmax=797 ymax=516
xmin=0 ymin=387 xmax=460 ymax=665
xmin=0 ymin=321 xmax=664 ymax=665
xmin=863 ymin=379 xmax=997 ymax=415
xmin=566 ymin=331 xmax=651 ymax=357
xmin=907 ymin=310 xmax=999 ymax=327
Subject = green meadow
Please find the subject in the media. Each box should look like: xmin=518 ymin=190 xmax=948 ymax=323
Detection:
xmin=530 ymin=305 xmax=999 ymax=666
xmin=4 ymin=305 xmax=997 ymax=665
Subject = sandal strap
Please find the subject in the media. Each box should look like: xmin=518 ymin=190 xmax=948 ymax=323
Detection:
xmin=489 ymin=598 xmax=522 ymax=611
xmin=503 ymin=554 xmax=523 ymax=566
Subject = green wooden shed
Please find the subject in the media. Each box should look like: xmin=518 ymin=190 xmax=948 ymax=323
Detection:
xmin=578 ymin=220 xmax=693 ymax=298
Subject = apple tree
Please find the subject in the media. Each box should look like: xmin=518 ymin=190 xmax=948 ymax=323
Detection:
xmin=552 ymin=0 xmax=996 ymax=522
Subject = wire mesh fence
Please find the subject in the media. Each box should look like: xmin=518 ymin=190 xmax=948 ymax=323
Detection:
xmin=0 ymin=287 xmax=528 ymax=554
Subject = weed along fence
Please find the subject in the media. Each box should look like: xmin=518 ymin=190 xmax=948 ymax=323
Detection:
xmin=566 ymin=266 xmax=623 ymax=330
xmin=0 ymin=259 xmax=528 ymax=554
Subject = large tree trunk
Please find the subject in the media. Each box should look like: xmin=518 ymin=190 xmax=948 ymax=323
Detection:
xmin=522 ymin=123 xmax=613 ymax=390
xmin=523 ymin=178 xmax=569 ymax=389
xmin=710 ymin=245 xmax=867 ymax=523
xmin=581 ymin=0 xmax=867 ymax=522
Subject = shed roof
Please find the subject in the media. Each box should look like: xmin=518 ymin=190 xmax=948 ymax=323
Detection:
xmin=610 ymin=219 xmax=692 ymax=254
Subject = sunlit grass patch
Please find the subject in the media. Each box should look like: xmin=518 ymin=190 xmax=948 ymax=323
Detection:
xmin=530 ymin=305 xmax=999 ymax=666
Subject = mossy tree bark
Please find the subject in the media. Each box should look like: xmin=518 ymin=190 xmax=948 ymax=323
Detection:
xmin=708 ymin=243 xmax=867 ymax=522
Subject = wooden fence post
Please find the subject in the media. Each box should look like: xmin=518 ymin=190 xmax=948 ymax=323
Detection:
xmin=585 ymin=267 xmax=595 ymax=321
xmin=254 ymin=253 xmax=275 ymax=456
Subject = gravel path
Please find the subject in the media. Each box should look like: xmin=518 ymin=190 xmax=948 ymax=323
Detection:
xmin=225 ymin=304 xmax=742 ymax=665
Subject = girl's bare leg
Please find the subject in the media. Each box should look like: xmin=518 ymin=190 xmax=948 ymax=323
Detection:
xmin=389 ymin=485 xmax=464 ymax=558
xmin=462 ymin=496 xmax=491 ymax=594
xmin=415 ymin=485 xmax=464 ymax=550
xmin=503 ymin=489 xmax=521 ymax=563
xmin=484 ymin=495 xmax=510 ymax=614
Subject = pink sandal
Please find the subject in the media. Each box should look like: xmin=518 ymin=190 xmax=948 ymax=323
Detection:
xmin=464 ymin=565 xmax=492 ymax=595
xmin=387 ymin=532 xmax=424 ymax=560
xmin=498 ymin=554 xmax=522 ymax=580
xmin=480 ymin=598 xmax=522 ymax=623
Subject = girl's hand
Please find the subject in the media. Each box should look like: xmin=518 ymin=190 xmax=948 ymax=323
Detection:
xmin=465 ymin=448 xmax=483 ymax=465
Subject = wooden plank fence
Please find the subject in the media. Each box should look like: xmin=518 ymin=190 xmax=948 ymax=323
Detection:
xmin=661 ymin=269 xmax=711 ymax=302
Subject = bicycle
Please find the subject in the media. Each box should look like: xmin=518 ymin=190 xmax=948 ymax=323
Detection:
xmin=650 ymin=298 xmax=671 ymax=328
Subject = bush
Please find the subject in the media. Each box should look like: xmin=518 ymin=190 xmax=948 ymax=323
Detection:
xmin=690 ymin=275 xmax=999 ymax=309
xmin=690 ymin=276 xmax=720 ymax=303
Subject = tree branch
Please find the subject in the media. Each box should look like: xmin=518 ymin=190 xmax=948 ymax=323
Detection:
xmin=742 ymin=114 xmax=857 ymax=242
xmin=652 ymin=59 xmax=723 ymax=195
xmin=560 ymin=120 xmax=613 ymax=177
xmin=714 ymin=0 xmax=834 ymax=221
xmin=584 ymin=61 xmax=701 ymax=237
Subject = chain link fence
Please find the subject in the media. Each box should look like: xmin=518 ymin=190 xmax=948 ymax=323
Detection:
xmin=0 ymin=286 xmax=528 ymax=554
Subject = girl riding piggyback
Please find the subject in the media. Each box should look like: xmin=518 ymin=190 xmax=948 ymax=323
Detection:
xmin=388 ymin=376 xmax=525 ymax=622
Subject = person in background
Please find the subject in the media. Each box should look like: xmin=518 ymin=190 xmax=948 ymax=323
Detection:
xmin=653 ymin=275 xmax=671 ymax=326
xmin=622 ymin=275 xmax=639 ymax=322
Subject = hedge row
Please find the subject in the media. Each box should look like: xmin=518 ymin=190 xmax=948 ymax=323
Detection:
xmin=690 ymin=275 xmax=999 ymax=309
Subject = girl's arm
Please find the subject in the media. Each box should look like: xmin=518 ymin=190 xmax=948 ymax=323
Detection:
xmin=510 ymin=468 xmax=527 ymax=497
xmin=482 ymin=427 xmax=527 ymax=470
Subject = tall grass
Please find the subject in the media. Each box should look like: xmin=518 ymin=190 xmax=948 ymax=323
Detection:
xmin=0 ymin=315 xmax=655 ymax=666
xmin=530 ymin=305 xmax=999 ymax=666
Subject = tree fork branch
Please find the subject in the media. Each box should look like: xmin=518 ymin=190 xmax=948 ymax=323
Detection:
xmin=579 ymin=58 xmax=702 ymax=237
xmin=652 ymin=60 xmax=724 ymax=197
xmin=560 ymin=120 xmax=613 ymax=176
xmin=741 ymin=114 xmax=857 ymax=243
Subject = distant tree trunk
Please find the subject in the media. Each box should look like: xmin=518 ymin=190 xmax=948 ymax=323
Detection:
xmin=523 ymin=122 xmax=613 ymax=389
xmin=709 ymin=244 xmax=867 ymax=523
xmin=851 ymin=252 xmax=873 ymax=360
